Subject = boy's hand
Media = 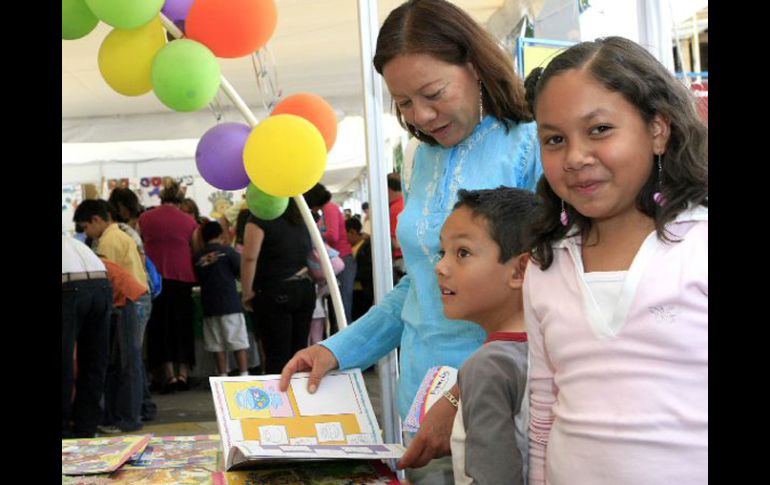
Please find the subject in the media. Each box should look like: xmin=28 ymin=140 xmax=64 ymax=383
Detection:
xmin=279 ymin=345 xmax=339 ymax=393
xmin=397 ymin=392 xmax=457 ymax=469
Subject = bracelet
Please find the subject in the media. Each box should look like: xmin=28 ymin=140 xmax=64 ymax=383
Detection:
xmin=442 ymin=390 xmax=459 ymax=408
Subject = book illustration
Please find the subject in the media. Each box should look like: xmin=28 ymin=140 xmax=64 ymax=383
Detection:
xmin=62 ymin=467 xmax=217 ymax=485
xmin=403 ymin=366 xmax=457 ymax=433
xmin=62 ymin=435 xmax=151 ymax=475
xmin=210 ymin=370 xmax=405 ymax=470
xmin=218 ymin=460 xmax=399 ymax=485
xmin=123 ymin=434 xmax=221 ymax=471
xmin=226 ymin=381 xmax=294 ymax=419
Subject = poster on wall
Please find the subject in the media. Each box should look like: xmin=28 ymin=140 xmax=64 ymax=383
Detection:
xmin=101 ymin=176 xmax=243 ymax=222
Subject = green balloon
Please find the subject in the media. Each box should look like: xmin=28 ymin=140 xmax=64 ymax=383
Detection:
xmin=62 ymin=0 xmax=99 ymax=40
xmin=151 ymin=40 xmax=221 ymax=113
xmin=84 ymin=0 xmax=164 ymax=29
xmin=247 ymin=184 xmax=289 ymax=221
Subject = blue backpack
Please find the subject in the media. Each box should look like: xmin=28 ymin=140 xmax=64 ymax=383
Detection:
xmin=145 ymin=256 xmax=163 ymax=299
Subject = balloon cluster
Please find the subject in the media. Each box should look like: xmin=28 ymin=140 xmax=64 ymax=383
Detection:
xmin=63 ymin=0 xmax=337 ymax=220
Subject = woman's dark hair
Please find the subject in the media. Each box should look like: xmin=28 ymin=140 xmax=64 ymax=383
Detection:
xmin=303 ymin=183 xmax=332 ymax=210
xmin=373 ymin=0 xmax=531 ymax=146
xmin=180 ymin=198 xmax=201 ymax=223
xmin=524 ymin=36 xmax=708 ymax=270
xmin=108 ymin=187 xmax=143 ymax=222
xmin=159 ymin=179 xmax=184 ymax=204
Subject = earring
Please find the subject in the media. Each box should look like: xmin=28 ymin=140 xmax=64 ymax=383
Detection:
xmin=653 ymin=154 xmax=665 ymax=206
xmin=560 ymin=200 xmax=569 ymax=226
xmin=478 ymin=81 xmax=484 ymax=123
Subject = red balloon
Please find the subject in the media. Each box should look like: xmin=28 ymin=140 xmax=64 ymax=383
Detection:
xmin=186 ymin=0 xmax=277 ymax=58
xmin=272 ymin=93 xmax=338 ymax=151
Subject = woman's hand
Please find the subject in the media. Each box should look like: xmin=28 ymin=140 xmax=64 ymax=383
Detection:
xmin=279 ymin=344 xmax=339 ymax=393
xmin=397 ymin=387 xmax=458 ymax=469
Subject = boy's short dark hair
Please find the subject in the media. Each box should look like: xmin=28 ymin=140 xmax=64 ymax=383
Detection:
xmin=346 ymin=217 xmax=362 ymax=233
xmin=362 ymin=202 xmax=369 ymax=211
xmin=73 ymin=199 xmax=111 ymax=224
xmin=201 ymin=220 xmax=223 ymax=243
xmin=454 ymin=187 xmax=541 ymax=263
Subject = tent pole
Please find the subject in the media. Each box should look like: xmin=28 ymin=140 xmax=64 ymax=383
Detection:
xmin=356 ymin=0 xmax=404 ymax=473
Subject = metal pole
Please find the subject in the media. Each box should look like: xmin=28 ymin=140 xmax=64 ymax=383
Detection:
xmin=356 ymin=0 xmax=403 ymax=465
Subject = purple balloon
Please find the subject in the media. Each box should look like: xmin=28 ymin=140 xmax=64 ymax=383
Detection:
xmin=196 ymin=123 xmax=252 ymax=190
xmin=162 ymin=0 xmax=195 ymax=22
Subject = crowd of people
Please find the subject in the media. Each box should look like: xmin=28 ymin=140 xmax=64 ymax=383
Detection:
xmin=61 ymin=179 xmax=394 ymax=439
xmin=63 ymin=1 xmax=707 ymax=484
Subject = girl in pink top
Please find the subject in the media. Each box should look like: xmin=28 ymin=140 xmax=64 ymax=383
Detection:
xmin=523 ymin=37 xmax=707 ymax=485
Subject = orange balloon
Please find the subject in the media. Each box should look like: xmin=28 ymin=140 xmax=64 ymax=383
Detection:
xmin=186 ymin=0 xmax=277 ymax=58
xmin=272 ymin=93 xmax=338 ymax=151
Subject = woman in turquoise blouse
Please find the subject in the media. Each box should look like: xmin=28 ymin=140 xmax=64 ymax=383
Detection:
xmin=280 ymin=1 xmax=542 ymax=482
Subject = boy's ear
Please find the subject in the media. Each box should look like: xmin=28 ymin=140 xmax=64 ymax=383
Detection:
xmin=508 ymin=253 xmax=530 ymax=290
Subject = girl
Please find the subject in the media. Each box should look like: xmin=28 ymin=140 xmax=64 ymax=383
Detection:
xmin=524 ymin=37 xmax=707 ymax=485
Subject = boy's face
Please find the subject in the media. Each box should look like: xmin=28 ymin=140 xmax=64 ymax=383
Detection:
xmin=78 ymin=216 xmax=108 ymax=241
xmin=436 ymin=207 xmax=518 ymax=325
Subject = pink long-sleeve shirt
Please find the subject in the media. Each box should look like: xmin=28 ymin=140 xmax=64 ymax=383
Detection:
xmin=524 ymin=206 xmax=707 ymax=485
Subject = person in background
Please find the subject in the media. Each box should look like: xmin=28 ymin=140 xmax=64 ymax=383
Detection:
xmin=73 ymin=199 xmax=151 ymax=431
xmin=346 ymin=217 xmax=374 ymax=321
xmin=194 ymin=221 xmax=250 ymax=377
xmin=387 ymin=172 xmax=406 ymax=283
xmin=139 ymin=180 xmax=199 ymax=393
xmin=240 ymin=199 xmax=316 ymax=374
xmin=62 ymin=236 xmax=113 ymax=439
xmin=303 ymin=183 xmax=356 ymax=328
xmin=108 ymin=187 xmax=144 ymax=234
xmin=361 ymin=201 xmax=372 ymax=238
xmin=280 ymin=2 xmax=543 ymax=483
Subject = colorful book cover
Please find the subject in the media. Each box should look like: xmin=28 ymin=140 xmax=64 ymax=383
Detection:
xmin=216 ymin=460 xmax=400 ymax=485
xmin=403 ymin=366 xmax=457 ymax=433
xmin=62 ymin=435 xmax=151 ymax=475
xmin=62 ymin=467 xmax=218 ymax=485
xmin=123 ymin=434 xmax=221 ymax=471
xmin=209 ymin=370 xmax=406 ymax=470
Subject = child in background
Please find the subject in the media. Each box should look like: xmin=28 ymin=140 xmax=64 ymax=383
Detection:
xmin=435 ymin=187 xmax=540 ymax=485
xmin=524 ymin=37 xmax=708 ymax=485
xmin=194 ymin=221 xmax=250 ymax=377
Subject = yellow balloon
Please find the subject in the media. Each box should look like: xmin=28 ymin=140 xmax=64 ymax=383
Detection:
xmin=98 ymin=16 xmax=167 ymax=96
xmin=243 ymin=114 xmax=328 ymax=197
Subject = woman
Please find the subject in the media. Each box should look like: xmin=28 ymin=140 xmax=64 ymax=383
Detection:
xmin=240 ymin=199 xmax=316 ymax=374
xmin=303 ymin=183 xmax=356 ymax=330
xmin=138 ymin=180 xmax=198 ymax=393
xmin=281 ymin=1 xmax=542 ymax=483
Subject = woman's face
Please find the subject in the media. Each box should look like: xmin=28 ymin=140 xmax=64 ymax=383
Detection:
xmin=383 ymin=53 xmax=480 ymax=147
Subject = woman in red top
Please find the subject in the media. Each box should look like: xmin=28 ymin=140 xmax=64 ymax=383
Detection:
xmin=304 ymin=184 xmax=356 ymax=328
xmin=138 ymin=180 xmax=199 ymax=393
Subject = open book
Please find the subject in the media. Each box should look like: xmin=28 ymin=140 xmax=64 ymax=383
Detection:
xmin=209 ymin=369 xmax=405 ymax=471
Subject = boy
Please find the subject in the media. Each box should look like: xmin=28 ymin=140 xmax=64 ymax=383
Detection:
xmin=435 ymin=187 xmax=539 ymax=485
xmin=74 ymin=199 xmax=150 ymax=433
xmin=193 ymin=221 xmax=250 ymax=377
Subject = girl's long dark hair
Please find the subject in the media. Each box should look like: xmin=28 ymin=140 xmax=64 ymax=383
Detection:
xmin=525 ymin=37 xmax=708 ymax=270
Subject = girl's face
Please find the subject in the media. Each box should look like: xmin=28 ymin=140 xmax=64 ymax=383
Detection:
xmin=383 ymin=53 xmax=481 ymax=148
xmin=535 ymin=68 xmax=670 ymax=226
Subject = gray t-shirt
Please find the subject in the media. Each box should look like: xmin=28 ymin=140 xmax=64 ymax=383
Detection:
xmin=451 ymin=335 xmax=529 ymax=485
